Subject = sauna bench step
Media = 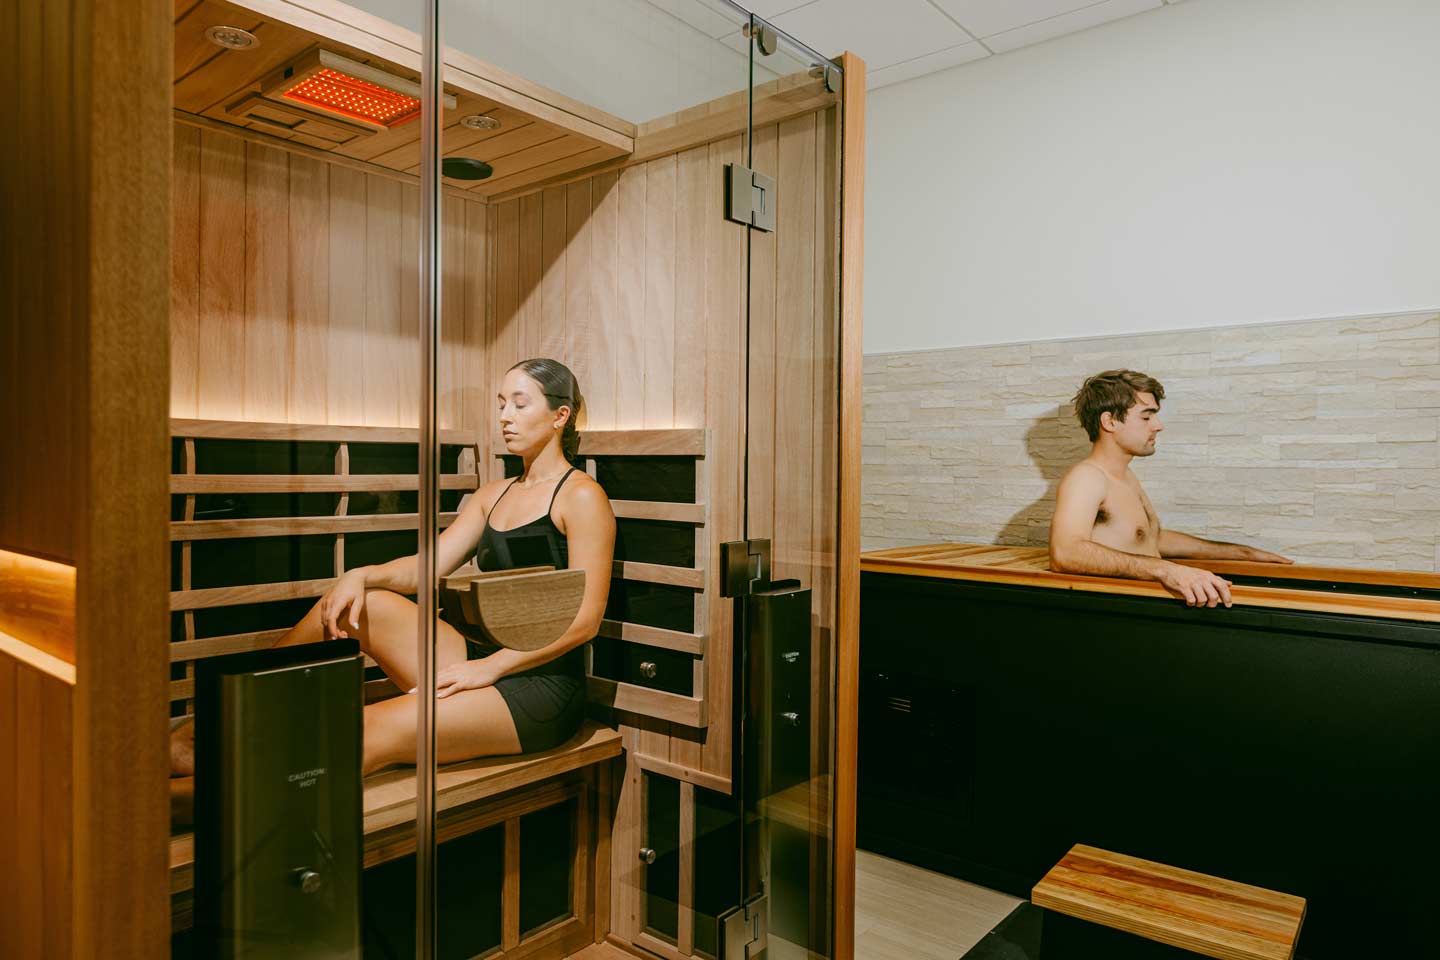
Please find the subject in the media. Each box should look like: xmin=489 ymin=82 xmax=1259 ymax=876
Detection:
xmin=169 ymin=719 xmax=622 ymax=894
xmin=1031 ymin=844 xmax=1306 ymax=960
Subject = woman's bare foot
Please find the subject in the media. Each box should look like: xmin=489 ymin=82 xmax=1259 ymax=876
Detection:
xmin=170 ymin=717 xmax=195 ymax=777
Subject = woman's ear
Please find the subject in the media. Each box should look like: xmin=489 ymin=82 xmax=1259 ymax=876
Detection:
xmin=553 ymin=405 xmax=571 ymax=430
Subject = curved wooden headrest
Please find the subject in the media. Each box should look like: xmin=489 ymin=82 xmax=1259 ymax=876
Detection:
xmin=440 ymin=566 xmax=586 ymax=651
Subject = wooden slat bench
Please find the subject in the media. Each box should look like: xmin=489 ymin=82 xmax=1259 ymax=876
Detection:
xmin=171 ymin=719 xmax=621 ymax=888
xmin=1032 ymin=844 xmax=1307 ymax=960
xmin=164 ymin=417 xmax=714 ymax=956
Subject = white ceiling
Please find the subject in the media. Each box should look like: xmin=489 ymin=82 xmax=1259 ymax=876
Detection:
xmin=655 ymin=0 xmax=1192 ymax=90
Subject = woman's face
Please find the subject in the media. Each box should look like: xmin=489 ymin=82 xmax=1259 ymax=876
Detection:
xmin=498 ymin=369 xmax=568 ymax=456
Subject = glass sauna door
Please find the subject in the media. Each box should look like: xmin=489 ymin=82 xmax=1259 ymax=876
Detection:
xmin=732 ymin=17 xmax=844 ymax=960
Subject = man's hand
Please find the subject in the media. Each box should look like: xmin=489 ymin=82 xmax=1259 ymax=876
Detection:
xmin=1243 ymin=546 xmax=1293 ymax=564
xmin=1159 ymin=562 xmax=1233 ymax=608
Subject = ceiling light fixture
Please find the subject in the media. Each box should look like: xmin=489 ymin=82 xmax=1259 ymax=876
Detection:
xmin=459 ymin=114 xmax=501 ymax=131
xmin=261 ymin=49 xmax=456 ymax=130
xmin=205 ymin=25 xmax=260 ymax=50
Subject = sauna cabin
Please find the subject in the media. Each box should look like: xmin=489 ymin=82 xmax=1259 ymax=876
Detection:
xmin=0 ymin=0 xmax=863 ymax=957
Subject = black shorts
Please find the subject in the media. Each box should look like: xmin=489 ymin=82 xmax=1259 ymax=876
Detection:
xmin=465 ymin=640 xmax=587 ymax=753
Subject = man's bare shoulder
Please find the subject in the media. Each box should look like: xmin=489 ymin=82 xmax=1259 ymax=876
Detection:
xmin=1058 ymin=460 xmax=1110 ymax=492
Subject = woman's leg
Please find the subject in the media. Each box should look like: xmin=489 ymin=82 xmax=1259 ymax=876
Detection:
xmin=171 ymin=589 xmax=468 ymax=777
xmin=273 ymin=589 xmax=468 ymax=691
xmin=361 ymin=685 xmax=523 ymax=774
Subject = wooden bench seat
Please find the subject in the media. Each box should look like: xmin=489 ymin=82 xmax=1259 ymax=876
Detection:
xmin=1031 ymin=844 xmax=1306 ymax=960
xmin=170 ymin=719 xmax=622 ymax=895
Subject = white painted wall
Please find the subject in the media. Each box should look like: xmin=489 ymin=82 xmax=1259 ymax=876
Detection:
xmin=864 ymin=0 xmax=1440 ymax=354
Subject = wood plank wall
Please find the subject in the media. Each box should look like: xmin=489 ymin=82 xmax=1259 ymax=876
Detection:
xmin=485 ymin=108 xmax=841 ymax=789
xmin=0 ymin=659 xmax=74 ymax=958
xmin=1 ymin=0 xmax=173 ymax=957
xmin=170 ymin=123 xmax=491 ymax=431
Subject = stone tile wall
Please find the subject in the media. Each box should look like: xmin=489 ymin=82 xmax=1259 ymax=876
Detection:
xmin=862 ymin=311 xmax=1440 ymax=571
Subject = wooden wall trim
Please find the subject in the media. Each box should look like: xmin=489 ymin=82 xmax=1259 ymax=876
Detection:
xmin=0 ymin=550 xmax=77 ymax=670
xmin=484 ymin=73 xmax=839 ymax=205
xmin=72 ymin=0 xmax=174 ymax=956
xmin=172 ymin=416 xmax=477 ymax=444
xmin=0 ymin=635 xmax=77 ymax=687
xmin=172 ymin=109 xmax=484 ymax=202
xmin=833 ymin=50 xmax=865 ymax=960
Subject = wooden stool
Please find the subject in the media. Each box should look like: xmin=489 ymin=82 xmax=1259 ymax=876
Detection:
xmin=1031 ymin=845 xmax=1306 ymax=960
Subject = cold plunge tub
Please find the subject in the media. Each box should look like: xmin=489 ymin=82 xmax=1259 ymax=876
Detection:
xmin=856 ymin=544 xmax=1440 ymax=960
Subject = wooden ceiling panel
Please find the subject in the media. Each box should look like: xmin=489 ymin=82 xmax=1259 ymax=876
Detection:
xmin=465 ymin=140 xmax=625 ymax=197
xmin=173 ymin=0 xmax=637 ymax=188
xmin=173 ymin=12 xmax=315 ymax=116
xmin=403 ymin=122 xmax=559 ymax=175
xmin=174 ymin=2 xmax=259 ymax=83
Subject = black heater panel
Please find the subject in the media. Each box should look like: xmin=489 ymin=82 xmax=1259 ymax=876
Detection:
xmin=194 ymin=642 xmax=364 ymax=959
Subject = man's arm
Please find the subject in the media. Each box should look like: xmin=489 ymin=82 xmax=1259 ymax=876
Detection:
xmin=1048 ymin=465 xmax=1233 ymax=607
xmin=1158 ymin=529 xmax=1292 ymax=564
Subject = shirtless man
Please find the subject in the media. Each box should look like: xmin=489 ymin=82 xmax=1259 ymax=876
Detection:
xmin=1049 ymin=369 xmax=1291 ymax=607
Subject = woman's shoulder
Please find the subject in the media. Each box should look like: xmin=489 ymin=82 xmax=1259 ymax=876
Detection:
xmin=557 ymin=469 xmax=611 ymax=512
xmin=476 ymin=476 xmax=514 ymax=510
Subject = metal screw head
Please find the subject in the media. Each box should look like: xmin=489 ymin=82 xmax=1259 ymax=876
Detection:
xmin=460 ymin=114 xmax=501 ymax=131
xmin=639 ymin=661 xmax=658 ymax=679
xmin=205 ymin=25 xmax=260 ymax=50
xmin=293 ymin=868 xmax=323 ymax=894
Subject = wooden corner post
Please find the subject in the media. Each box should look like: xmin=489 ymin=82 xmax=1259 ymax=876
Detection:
xmin=834 ymin=50 xmax=865 ymax=960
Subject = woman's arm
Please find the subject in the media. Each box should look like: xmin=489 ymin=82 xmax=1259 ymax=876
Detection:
xmin=321 ymin=480 xmax=501 ymax=638
xmin=435 ymin=477 xmax=615 ymax=697
xmin=361 ymin=481 xmax=499 ymax=592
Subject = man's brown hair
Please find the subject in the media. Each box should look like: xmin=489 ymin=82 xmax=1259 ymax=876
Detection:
xmin=1072 ymin=369 xmax=1166 ymax=442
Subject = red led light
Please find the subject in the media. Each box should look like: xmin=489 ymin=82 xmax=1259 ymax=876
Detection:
xmin=281 ymin=68 xmax=421 ymax=128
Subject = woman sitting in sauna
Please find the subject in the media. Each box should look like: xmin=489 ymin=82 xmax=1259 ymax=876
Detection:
xmin=172 ymin=358 xmax=614 ymax=804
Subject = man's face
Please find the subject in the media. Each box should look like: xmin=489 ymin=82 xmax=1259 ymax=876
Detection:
xmin=1106 ymin=391 xmax=1164 ymax=456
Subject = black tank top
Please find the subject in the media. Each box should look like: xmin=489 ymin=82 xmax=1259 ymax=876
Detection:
xmin=465 ymin=467 xmax=585 ymax=674
xmin=476 ymin=467 xmax=576 ymax=573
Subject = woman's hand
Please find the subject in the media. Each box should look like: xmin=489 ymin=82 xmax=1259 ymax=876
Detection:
xmin=432 ymin=659 xmax=504 ymax=699
xmin=319 ymin=568 xmax=369 ymax=639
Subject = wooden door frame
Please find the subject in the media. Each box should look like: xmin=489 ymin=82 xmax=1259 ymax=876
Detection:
xmin=834 ymin=50 xmax=865 ymax=960
xmin=78 ymin=0 xmax=173 ymax=956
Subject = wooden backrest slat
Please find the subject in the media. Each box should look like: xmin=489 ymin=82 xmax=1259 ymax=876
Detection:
xmin=170 ymin=512 xmax=460 ymax=542
xmin=172 ymin=417 xmax=476 ymax=445
xmin=166 ymin=419 xmax=714 ymax=729
xmin=170 ymin=474 xmax=478 ymax=494
xmin=492 ymin=428 xmax=705 ymax=458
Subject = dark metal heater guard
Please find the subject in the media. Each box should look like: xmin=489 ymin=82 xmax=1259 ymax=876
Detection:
xmin=194 ymin=640 xmax=365 ymax=959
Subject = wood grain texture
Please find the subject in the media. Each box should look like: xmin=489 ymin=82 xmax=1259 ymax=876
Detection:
xmin=77 ymin=3 xmax=175 ymax=955
xmin=169 ymin=512 xmax=459 ymax=541
xmin=2 ymin=0 xmax=170 ymax=951
xmin=860 ymin=544 xmax=1440 ymax=623
xmin=834 ymin=51 xmax=867 ymax=960
xmin=170 ymin=473 xmax=477 ymax=493
xmin=170 ymin=725 xmax=620 ymax=890
xmin=174 ymin=126 xmax=490 ymax=428
xmin=1032 ymin=844 xmax=1305 ymax=960
xmin=444 ymin=567 xmax=586 ymax=651
xmin=171 ymin=0 xmax=631 ymax=196
xmin=0 ymin=550 xmax=77 ymax=668
xmin=171 ymin=417 xmax=475 ymax=444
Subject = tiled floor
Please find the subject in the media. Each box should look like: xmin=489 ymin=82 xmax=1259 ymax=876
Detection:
xmin=855 ymin=850 xmax=1021 ymax=960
